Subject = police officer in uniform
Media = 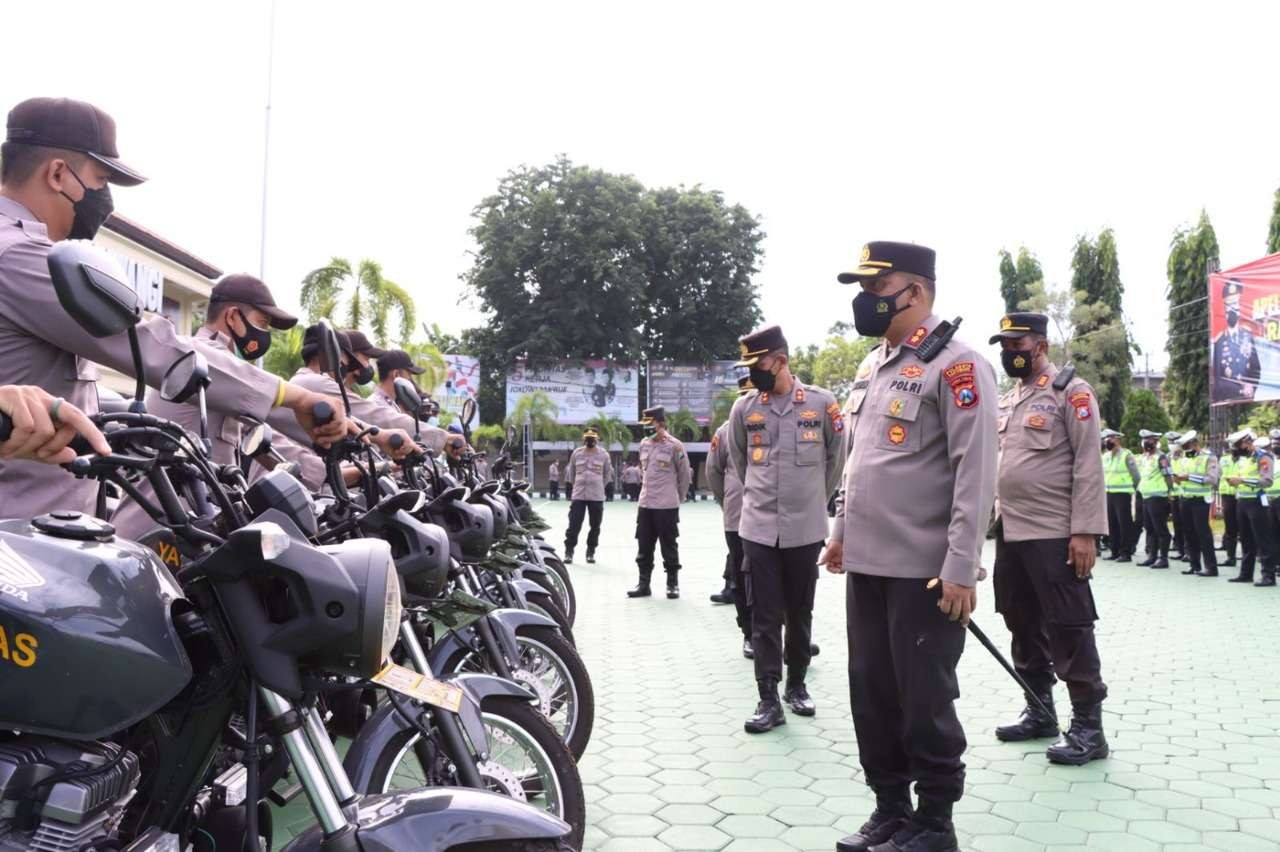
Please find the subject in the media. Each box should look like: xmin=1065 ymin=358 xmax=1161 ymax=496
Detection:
xmin=1219 ymin=441 xmax=1240 ymax=568
xmin=824 ymin=242 xmax=997 ymax=852
xmin=1225 ymin=429 xmax=1276 ymax=586
xmin=1100 ymin=429 xmax=1139 ymax=562
xmin=548 ymin=458 xmax=561 ymax=500
xmin=707 ymin=376 xmax=751 ymax=626
xmin=564 ymin=428 xmax=612 ymax=564
xmin=1167 ymin=431 xmax=1189 ymax=561
xmin=726 ymin=329 xmax=843 ymax=730
xmin=1135 ymin=429 xmax=1173 ymax=569
xmin=1171 ymin=431 xmax=1219 ymax=577
xmin=1213 ymin=279 xmax=1261 ymax=400
xmin=628 ymin=406 xmax=692 ymax=599
xmin=371 ymin=349 xmax=451 ymax=454
xmin=988 ymin=312 xmax=1110 ymax=765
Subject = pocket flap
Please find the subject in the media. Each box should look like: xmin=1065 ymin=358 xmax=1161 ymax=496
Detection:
xmin=878 ymin=395 xmax=922 ymax=422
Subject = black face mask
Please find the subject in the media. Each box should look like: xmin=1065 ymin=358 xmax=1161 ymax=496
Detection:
xmin=1227 ymin=308 xmax=1239 ymax=328
xmin=851 ymin=283 xmax=913 ymax=338
xmin=346 ymin=361 xmax=374 ymax=385
xmin=585 ymin=438 xmax=597 ymax=448
xmin=60 ymin=165 xmax=114 ymax=240
xmin=1185 ymin=448 xmax=1198 ymax=457
xmin=1232 ymin=447 xmax=1246 ymax=459
xmin=749 ymin=365 xmax=778 ymax=393
xmin=1001 ymin=348 xmax=1035 ymax=379
xmin=1103 ymin=439 xmax=1116 ymax=451
xmin=228 ymin=308 xmax=272 ymax=360
xmin=1143 ymin=440 xmax=1157 ymax=452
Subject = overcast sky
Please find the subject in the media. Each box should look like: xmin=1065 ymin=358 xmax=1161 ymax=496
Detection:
xmin=8 ymin=1 xmax=1279 ymax=370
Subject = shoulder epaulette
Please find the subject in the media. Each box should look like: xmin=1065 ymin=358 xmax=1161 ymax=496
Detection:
xmin=1052 ymin=364 xmax=1077 ymax=390
xmin=915 ymin=317 xmax=962 ymax=363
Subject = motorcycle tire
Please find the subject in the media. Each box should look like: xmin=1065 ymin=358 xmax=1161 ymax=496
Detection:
xmin=446 ymin=624 xmax=595 ymax=761
xmin=369 ymin=695 xmax=586 ymax=850
xmin=525 ymin=590 xmax=574 ymax=646
xmin=526 ymin=568 xmax=574 ymax=627
xmin=539 ymin=556 xmax=576 ymax=625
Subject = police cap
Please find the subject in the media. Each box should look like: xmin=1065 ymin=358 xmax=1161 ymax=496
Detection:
xmin=735 ymin=325 xmax=788 ymax=367
xmin=640 ymin=406 xmax=666 ymax=425
xmin=211 ymin=274 xmax=297 ymax=330
xmin=6 ymin=97 xmax=146 ymax=186
xmin=989 ymin=312 xmax=1049 ymax=345
xmin=837 ymin=241 xmax=936 ymax=284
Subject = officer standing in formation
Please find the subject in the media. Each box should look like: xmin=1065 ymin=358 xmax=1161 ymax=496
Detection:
xmin=706 ymin=377 xmax=753 ymax=650
xmin=1172 ymin=431 xmax=1219 ymax=577
xmin=1135 ymin=429 xmax=1173 ymax=568
xmin=727 ymin=328 xmax=844 ymax=731
xmin=628 ymin=406 xmax=692 ymax=599
xmin=1167 ymin=431 xmax=1191 ymax=561
xmin=823 ymin=242 xmax=996 ymax=852
xmin=1225 ymin=429 xmax=1276 ymax=586
xmin=548 ymin=458 xmax=561 ymax=499
xmin=1100 ymin=429 xmax=1139 ymax=562
xmin=1219 ymin=439 xmax=1240 ymax=569
xmin=988 ymin=312 xmax=1110 ymax=765
xmin=563 ymin=428 xmax=612 ymax=564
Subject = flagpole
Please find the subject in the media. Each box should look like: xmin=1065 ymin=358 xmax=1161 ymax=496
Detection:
xmin=258 ymin=0 xmax=278 ymax=279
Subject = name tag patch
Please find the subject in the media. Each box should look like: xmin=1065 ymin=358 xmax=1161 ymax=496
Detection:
xmin=889 ymin=379 xmax=924 ymax=394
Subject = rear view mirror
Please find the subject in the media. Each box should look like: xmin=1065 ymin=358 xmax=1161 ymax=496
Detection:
xmin=394 ymin=377 xmax=423 ymax=413
xmin=161 ymin=351 xmax=211 ymax=404
xmin=317 ymin=319 xmax=344 ymax=380
xmin=461 ymin=398 xmax=477 ymax=427
xmin=241 ymin=422 xmax=274 ymax=457
xmin=47 ymin=241 xmax=140 ymax=338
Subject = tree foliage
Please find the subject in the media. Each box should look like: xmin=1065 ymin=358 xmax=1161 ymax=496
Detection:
xmin=505 ymin=390 xmax=561 ymax=440
xmin=262 ymin=326 xmax=304 ymax=381
xmin=812 ymin=336 xmax=877 ymax=401
xmin=1069 ymin=229 xmax=1133 ymax=426
xmin=462 ymin=156 xmax=764 ymax=421
xmin=1165 ymin=212 xmax=1219 ymax=434
xmin=1119 ymin=388 xmax=1171 ymax=448
xmin=710 ymin=387 xmax=739 ymax=433
xmin=300 ymin=257 xmax=416 ymax=347
xmin=1244 ymin=403 xmax=1280 ymax=436
xmin=1269 ymin=186 xmax=1280 ymax=255
xmin=665 ymin=408 xmax=700 ymax=442
xmin=998 ymin=247 xmax=1043 ymax=313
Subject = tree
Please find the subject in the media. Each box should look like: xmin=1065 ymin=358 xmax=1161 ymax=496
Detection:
xmin=1166 ymin=212 xmax=1219 ymax=434
xmin=399 ymin=339 xmax=447 ymax=396
xmin=1245 ymin=403 xmax=1280 ymax=436
xmin=462 ymin=156 xmax=765 ymax=421
xmin=586 ymin=413 xmax=632 ymax=485
xmin=788 ymin=344 xmax=818 ymax=385
xmin=1269 ymin=186 xmax=1280 ymax=254
xmin=263 ymin=326 xmax=303 ymax=381
xmin=710 ymin=387 xmax=738 ymax=433
xmin=998 ymin=247 xmax=1043 ymax=313
xmin=665 ymin=409 xmax=700 ymax=442
xmin=1119 ymin=388 xmax=1171 ymax=449
xmin=1069 ymin=229 xmax=1133 ymax=426
xmin=300 ymin=257 xmax=416 ymax=347
xmin=812 ymin=335 xmax=877 ymax=401
xmin=505 ymin=390 xmax=561 ymax=440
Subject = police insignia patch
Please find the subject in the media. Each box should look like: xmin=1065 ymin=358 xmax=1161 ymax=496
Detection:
xmin=801 ymin=409 xmax=819 ymax=420
xmin=1035 ymin=374 xmax=1050 ymax=388
xmin=889 ymin=398 xmax=905 ymax=417
xmin=710 ymin=434 xmax=720 ymax=450
xmin=794 ymin=386 xmax=806 ymax=402
xmin=943 ymin=362 xmax=975 ymax=385
xmin=827 ymin=402 xmax=845 ymax=432
xmin=900 ymin=364 xmax=924 ymax=379
xmin=953 ymin=385 xmax=978 ymax=409
xmin=907 ymin=326 xmax=928 ymax=347
xmin=760 ymin=392 xmax=770 ymax=403
xmin=1028 ymin=414 xmax=1047 ymax=429
xmin=752 ymin=447 xmax=764 ymax=462
xmin=887 ymin=423 xmax=907 ymax=445
xmin=746 ymin=412 xmax=766 ymax=424
xmin=752 ymin=434 xmax=763 ymax=446
xmin=1070 ymin=391 xmax=1092 ymax=421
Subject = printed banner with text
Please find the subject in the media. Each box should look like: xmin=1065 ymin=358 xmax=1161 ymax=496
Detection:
xmin=646 ymin=361 xmax=741 ymax=424
xmin=431 ymin=354 xmax=480 ymax=417
xmin=506 ymin=360 xmax=639 ymax=424
xmin=1209 ymin=251 xmax=1280 ymax=406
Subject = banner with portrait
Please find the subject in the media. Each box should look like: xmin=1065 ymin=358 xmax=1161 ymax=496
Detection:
xmin=431 ymin=354 xmax=480 ymax=417
xmin=505 ymin=359 xmax=640 ymax=424
xmin=1209 ymin=252 xmax=1280 ymax=406
xmin=646 ymin=361 xmax=741 ymax=424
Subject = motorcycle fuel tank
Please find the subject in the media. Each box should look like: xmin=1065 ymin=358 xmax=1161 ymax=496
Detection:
xmin=0 ymin=514 xmax=192 ymax=740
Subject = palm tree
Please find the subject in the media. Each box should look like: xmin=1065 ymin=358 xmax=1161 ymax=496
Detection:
xmin=505 ymin=390 xmax=561 ymax=440
xmin=666 ymin=408 xmax=700 ymax=442
xmin=262 ymin=326 xmax=304 ymax=380
xmin=299 ymin=257 xmax=416 ymax=348
xmin=586 ymin=413 xmax=632 ymax=486
xmin=710 ymin=388 xmax=738 ymax=433
xmin=400 ymin=337 xmax=447 ymax=395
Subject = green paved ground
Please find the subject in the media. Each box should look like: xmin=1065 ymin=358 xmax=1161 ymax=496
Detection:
xmin=545 ymin=499 xmax=1280 ymax=852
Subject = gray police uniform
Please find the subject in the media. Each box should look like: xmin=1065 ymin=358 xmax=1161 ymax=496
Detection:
xmin=832 ymin=314 xmax=998 ymax=807
xmin=707 ymin=421 xmax=751 ymax=640
xmin=0 ymin=197 xmax=283 ymax=519
xmin=728 ymin=381 xmax=844 ymax=689
xmin=370 ymin=384 xmax=449 ymax=453
xmin=563 ymin=445 xmax=612 ymax=557
xmin=635 ymin=432 xmax=692 ymax=584
xmin=994 ymin=363 xmax=1108 ymax=713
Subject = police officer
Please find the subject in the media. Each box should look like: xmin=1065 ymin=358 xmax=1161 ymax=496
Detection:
xmin=1100 ymin=429 xmax=1139 ymax=562
xmin=727 ymin=326 xmax=843 ymax=730
xmin=707 ymin=376 xmax=750 ymax=615
xmin=1219 ymin=440 xmax=1240 ymax=569
xmin=1172 ymin=431 xmax=1219 ymax=577
xmin=0 ymin=97 xmax=347 ymax=519
xmin=1265 ymin=429 xmax=1280 ymax=550
xmin=548 ymin=458 xmax=561 ymax=500
xmin=372 ymin=349 xmax=451 ymax=455
xmin=1225 ymin=429 xmax=1276 ymax=586
xmin=1134 ymin=429 xmax=1173 ymax=569
xmin=564 ymin=428 xmax=612 ymax=564
xmin=824 ymin=242 xmax=996 ymax=852
xmin=988 ymin=312 xmax=1110 ymax=766
xmin=1166 ymin=430 xmax=1189 ymax=561
xmin=629 ymin=406 xmax=692 ymax=599
xmin=1213 ymin=278 xmax=1261 ymax=400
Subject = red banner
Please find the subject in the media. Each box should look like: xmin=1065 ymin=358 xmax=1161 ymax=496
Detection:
xmin=1208 ymin=252 xmax=1280 ymax=406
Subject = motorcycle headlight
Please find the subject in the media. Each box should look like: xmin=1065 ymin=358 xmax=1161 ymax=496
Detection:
xmin=321 ymin=539 xmax=403 ymax=677
xmin=380 ymin=555 xmax=402 ymax=665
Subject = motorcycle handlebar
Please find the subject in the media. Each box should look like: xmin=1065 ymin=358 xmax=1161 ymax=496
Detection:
xmin=0 ymin=410 xmax=10 ymax=442
xmin=313 ymin=401 xmax=334 ymax=426
xmin=389 ymin=433 xmax=404 ymax=450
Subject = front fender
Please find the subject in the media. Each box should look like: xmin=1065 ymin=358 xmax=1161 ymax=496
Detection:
xmin=511 ymin=577 xmax=542 ymax=605
xmin=280 ymin=788 xmax=570 ymax=851
xmin=515 ymin=560 xmax=550 ymax=582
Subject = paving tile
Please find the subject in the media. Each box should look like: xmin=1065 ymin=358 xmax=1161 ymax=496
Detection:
xmin=657 ymin=824 xmax=732 ymax=850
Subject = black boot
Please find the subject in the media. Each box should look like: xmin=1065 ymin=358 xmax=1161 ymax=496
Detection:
xmin=742 ymin=639 xmax=754 ymax=659
xmin=1199 ymin=566 xmax=1219 ymax=577
xmin=870 ymin=801 xmax=957 ymax=852
xmin=585 ymin=551 xmax=596 ymax=564
xmin=744 ymin=681 xmax=785 ymax=734
xmin=1045 ymin=702 xmax=1109 ymax=765
xmin=836 ymin=789 xmax=913 ymax=852
xmin=1255 ymin=573 xmax=1276 ymax=587
xmin=1181 ymin=563 xmax=1199 ymax=575
xmin=1229 ymin=572 xmax=1253 ymax=582
xmin=626 ymin=576 xmax=652 ymax=598
xmin=782 ymin=671 xmax=816 ymax=716
xmin=666 ymin=574 xmax=680 ymax=599
xmin=1137 ymin=554 xmax=1156 ymax=567
xmin=809 ymin=642 xmax=820 ymax=657
xmin=564 ymin=549 xmax=574 ymax=565
xmin=1221 ymin=556 xmax=1237 ymax=567
xmin=995 ymin=692 xmax=1058 ymax=741
xmin=710 ymin=585 xmax=733 ymax=604
xmin=1113 ymin=553 xmax=1132 ymax=563
xmin=1152 ymin=552 xmax=1169 ymax=568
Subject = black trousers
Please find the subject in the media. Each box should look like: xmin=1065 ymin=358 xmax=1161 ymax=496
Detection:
xmin=724 ymin=531 xmax=752 ymax=640
xmin=1128 ymin=494 xmax=1145 ymax=555
xmin=1142 ymin=495 xmax=1171 ymax=558
xmin=744 ymin=539 xmax=820 ymax=686
xmin=847 ymin=573 xmax=967 ymax=804
xmin=564 ymin=482 xmax=573 ymax=500
xmin=993 ymin=534 xmax=1106 ymax=706
xmin=564 ymin=499 xmax=602 ymax=554
xmin=1181 ymin=497 xmax=1217 ymax=573
xmin=549 ymin=481 xmax=559 ymax=499
xmin=1221 ymin=495 xmax=1238 ymax=560
xmin=1238 ymin=498 xmax=1276 ymax=580
xmin=1170 ymin=497 xmax=1185 ymax=554
xmin=1105 ymin=492 xmax=1134 ymax=557
xmin=635 ymin=507 xmax=680 ymax=579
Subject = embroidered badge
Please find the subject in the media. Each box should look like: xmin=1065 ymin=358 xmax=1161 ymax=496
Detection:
xmin=953 ymin=385 xmax=979 ymax=409
xmin=907 ymin=326 xmax=928 ymax=347
xmin=752 ymin=434 xmax=763 ymax=446
xmin=887 ymin=424 xmax=907 ymax=445
xmin=1028 ymin=414 xmax=1047 ymax=429
xmin=794 ymin=386 xmax=806 ymax=403
xmin=746 ymin=412 xmax=766 ymax=425
xmin=801 ymin=409 xmax=819 ymax=420
xmin=1069 ymin=391 xmax=1092 ymax=421
xmin=760 ymin=392 xmax=770 ymax=403
xmin=857 ymin=364 xmax=873 ymax=380
xmin=802 ymin=430 xmax=819 ymax=441
xmin=1035 ymin=374 xmax=1050 ymax=389
xmin=889 ymin=398 xmax=905 ymax=417
xmin=900 ymin=364 xmax=924 ymax=379
xmin=710 ymin=434 xmax=720 ymax=450
xmin=943 ymin=362 xmax=975 ymax=385
xmin=752 ymin=447 xmax=764 ymax=462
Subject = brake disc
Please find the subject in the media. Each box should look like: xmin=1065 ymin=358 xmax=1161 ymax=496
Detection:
xmin=510 ymin=667 xmax=555 ymax=718
xmin=476 ymin=759 xmax=527 ymax=801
